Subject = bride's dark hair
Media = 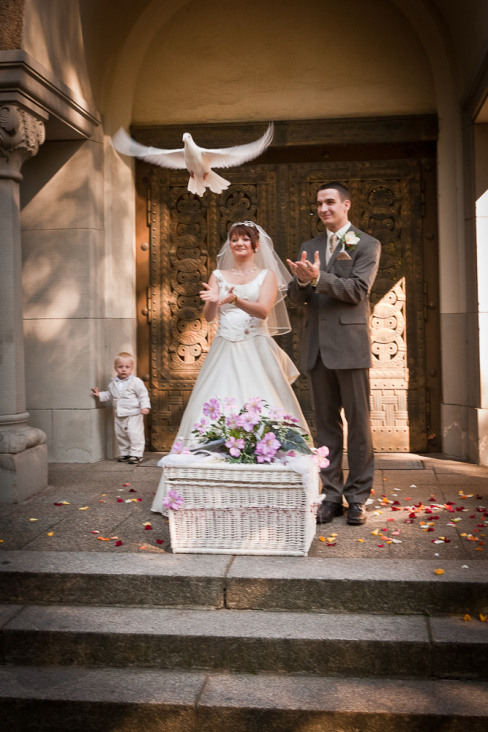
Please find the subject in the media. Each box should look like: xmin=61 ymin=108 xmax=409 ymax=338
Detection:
xmin=229 ymin=223 xmax=259 ymax=251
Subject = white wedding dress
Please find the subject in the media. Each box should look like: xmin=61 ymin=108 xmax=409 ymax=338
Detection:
xmin=151 ymin=269 xmax=309 ymax=514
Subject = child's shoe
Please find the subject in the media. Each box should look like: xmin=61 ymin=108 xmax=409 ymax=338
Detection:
xmin=128 ymin=456 xmax=143 ymax=464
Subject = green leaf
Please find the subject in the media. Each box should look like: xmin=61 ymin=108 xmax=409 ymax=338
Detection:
xmin=279 ymin=429 xmax=312 ymax=454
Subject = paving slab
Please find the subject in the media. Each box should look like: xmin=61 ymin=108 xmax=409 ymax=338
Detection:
xmin=1 ymin=458 xmax=487 ymax=561
xmin=2 ymin=605 xmax=431 ymax=677
xmin=0 ymin=551 xmax=230 ymax=607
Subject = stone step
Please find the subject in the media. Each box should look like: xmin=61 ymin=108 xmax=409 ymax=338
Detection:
xmin=2 ymin=603 xmax=487 ymax=679
xmin=1 ymin=551 xmax=487 ymax=614
xmin=1 ymin=665 xmax=487 ymax=732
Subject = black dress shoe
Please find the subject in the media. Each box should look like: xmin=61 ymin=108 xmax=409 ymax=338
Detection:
xmin=347 ymin=503 xmax=367 ymax=525
xmin=317 ymin=500 xmax=343 ymax=524
xmin=117 ymin=456 xmax=131 ymax=462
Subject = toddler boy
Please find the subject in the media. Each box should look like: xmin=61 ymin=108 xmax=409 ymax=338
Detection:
xmin=92 ymin=352 xmax=150 ymax=464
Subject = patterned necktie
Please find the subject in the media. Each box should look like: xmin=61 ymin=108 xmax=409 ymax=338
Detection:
xmin=329 ymin=233 xmax=337 ymax=253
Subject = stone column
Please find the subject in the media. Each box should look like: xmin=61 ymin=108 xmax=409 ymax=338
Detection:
xmin=0 ymin=104 xmax=48 ymax=502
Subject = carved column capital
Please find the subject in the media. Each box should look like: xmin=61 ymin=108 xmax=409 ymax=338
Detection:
xmin=0 ymin=104 xmax=45 ymax=176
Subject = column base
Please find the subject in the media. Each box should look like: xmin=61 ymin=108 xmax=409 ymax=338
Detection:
xmin=0 ymin=424 xmax=48 ymax=503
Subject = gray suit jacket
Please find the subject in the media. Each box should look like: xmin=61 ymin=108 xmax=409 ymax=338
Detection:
xmin=288 ymin=225 xmax=381 ymax=371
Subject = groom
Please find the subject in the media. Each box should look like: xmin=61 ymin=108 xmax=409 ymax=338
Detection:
xmin=287 ymin=182 xmax=381 ymax=525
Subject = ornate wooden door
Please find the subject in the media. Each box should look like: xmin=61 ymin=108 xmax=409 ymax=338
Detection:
xmin=135 ymin=122 xmax=439 ymax=453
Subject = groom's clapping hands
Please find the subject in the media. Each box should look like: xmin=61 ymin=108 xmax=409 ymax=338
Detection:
xmin=286 ymin=250 xmax=320 ymax=283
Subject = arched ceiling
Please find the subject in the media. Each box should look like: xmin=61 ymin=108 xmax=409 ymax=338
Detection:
xmin=130 ymin=0 xmax=435 ymax=125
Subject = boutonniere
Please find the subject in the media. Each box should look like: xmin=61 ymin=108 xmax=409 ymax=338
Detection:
xmin=340 ymin=231 xmax=360 ymax=252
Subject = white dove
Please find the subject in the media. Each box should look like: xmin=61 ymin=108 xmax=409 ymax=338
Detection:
xmin=111 ymin=123 xmax=274 ymax=197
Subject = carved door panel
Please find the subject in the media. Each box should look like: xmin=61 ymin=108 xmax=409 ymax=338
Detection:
xmin=289 ymin=162 xmax=426 ymax=452
xmin=137 ymin=165 xmax=279 ymax=451
xmin=136 ymin=152 xmax=438 ymax=453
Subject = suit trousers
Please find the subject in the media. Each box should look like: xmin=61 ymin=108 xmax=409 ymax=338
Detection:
xmin=308 ymin=357 xmax=374 ymax=505
xmin=114 ymin=414 xmax=146 ymax=457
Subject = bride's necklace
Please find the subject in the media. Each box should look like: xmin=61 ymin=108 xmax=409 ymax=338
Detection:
xmin=231 ymin=265 xmax=258 ymax=278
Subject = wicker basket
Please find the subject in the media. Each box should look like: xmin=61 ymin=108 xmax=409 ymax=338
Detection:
xmin=164 ymin=460 xmax=320 ymax=556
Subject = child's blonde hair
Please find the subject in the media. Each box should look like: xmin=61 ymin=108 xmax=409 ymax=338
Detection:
xmin=114 ymin=352 xmax=135 ymax=367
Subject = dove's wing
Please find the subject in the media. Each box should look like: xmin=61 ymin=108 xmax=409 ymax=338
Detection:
xmin=111 ymin=128 xmax=186 ymax=170
xmin=203 ymin=123 xmax=274 ymax=170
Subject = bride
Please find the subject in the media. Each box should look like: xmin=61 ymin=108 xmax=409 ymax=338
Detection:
xmin=151 ymin=221 xmax=309 ymax=513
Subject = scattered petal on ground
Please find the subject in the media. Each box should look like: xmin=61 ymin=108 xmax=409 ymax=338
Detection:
xmin=434 ymin=568 xmax=445 ymax=575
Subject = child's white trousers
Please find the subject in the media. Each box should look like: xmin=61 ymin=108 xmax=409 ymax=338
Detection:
xmin=114 ymin=414 xmax=145 ymax=457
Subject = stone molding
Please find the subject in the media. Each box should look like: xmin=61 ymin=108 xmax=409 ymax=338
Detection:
xmin=133 ymin=115 xmax=439 ymax=150
xmin=0 ymin=49 xmax=100 ymax=139
xmin=0 ymin=424 xmax=46 ymax=454
xmin=0 ymin=103 xmax=45 ymax=174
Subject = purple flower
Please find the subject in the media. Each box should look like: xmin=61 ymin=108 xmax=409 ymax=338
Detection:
xmin=238 ymin=411 xmax=260 ymax=432
xmin=269 ymin=407 xmax=286 ymax=421
xmin=163 ymin=489 xmax=184 ymax=511
xmin=193 ymin=417 xmax=207 ymax=434
xmin=171 ymin=441 xmax=190 ymax=455
xmin=222 ymin=397 xmax=237 ymax=411
xmin=284 ymin=414 xmax=299 ymax=424
xmin=226 ymin=413 xmax=240 ymax=430
xmin=313 ymin=445 xmax=330 ymax=468
xmin=255 ymin=432 xmax=281 ymax=463
xmin=202 ymin=398 xmax=220 ymax=420
xmin=225 ymin=436 xmax=245 ymax=457
xmin=245 ymin=397 xmax=263 ymax=414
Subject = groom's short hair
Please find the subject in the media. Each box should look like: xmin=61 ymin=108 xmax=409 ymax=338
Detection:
xmin=318 ymin=182 xmax=351 ymax=201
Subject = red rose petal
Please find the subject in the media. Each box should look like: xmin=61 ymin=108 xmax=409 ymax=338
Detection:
xmin=129 ymin=489 xmax=137 ymax=493
xmin=144 ymin=524 xmax=153 ymax=530
xmin=117 ymin=498 xmax=124 ymax=503
xmin=156 ymin=539 xmax=164 ymax=545
xmin=115 ymin=540 xmax=123 ymax=546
